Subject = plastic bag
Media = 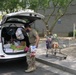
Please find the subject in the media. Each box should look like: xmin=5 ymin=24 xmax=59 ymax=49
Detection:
xmin=15 ymin=28 xmax=24 ymax=40
xmin=4 ymin=44 xmax=11 ymax=48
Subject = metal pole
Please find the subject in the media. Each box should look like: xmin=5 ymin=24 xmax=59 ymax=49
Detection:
xmin=73 ymin=23 xmax=75 ymax=39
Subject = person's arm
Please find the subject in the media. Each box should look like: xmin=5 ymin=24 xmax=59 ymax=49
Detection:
xmin=35 ymin=35 xmax=40 ymax=48
xmin=33 ymin=29 xmax=40 ymax=48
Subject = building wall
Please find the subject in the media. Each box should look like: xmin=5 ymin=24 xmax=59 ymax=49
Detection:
xmin=33 ymin=1 xmax=76 ymax=37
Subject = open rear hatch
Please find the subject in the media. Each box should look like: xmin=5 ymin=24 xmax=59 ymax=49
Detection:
xmin=1 ymin=10 xmax=44 ymax=25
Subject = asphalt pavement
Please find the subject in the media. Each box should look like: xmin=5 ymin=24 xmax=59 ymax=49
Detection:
xmin=36 ymin=38 xmax=76 ymax=75
xmin=0 ymin=59 xmax=70 ymax=75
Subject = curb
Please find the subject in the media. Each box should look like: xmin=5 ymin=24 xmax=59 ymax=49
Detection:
xmin=36 ymin=57 xmax=76 ymax=75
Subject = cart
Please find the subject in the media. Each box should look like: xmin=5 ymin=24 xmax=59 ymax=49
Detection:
xmin=46 ymin=36 xmax=67 ymax=60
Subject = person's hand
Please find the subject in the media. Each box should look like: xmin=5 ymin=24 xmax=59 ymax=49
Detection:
xmin=35 ymin=45 xmax=38 ymax=48
xmin=30 ymin=52 xmax=35 ymax=57
xmin=24 ymin=46 xmax=29 ymax=52
xmin=30 ymin=45 xmax=36 ymax=52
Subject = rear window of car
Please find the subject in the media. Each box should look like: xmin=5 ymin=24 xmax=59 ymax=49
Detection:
xmin=7 ymin=18 xmax=29 ymax=23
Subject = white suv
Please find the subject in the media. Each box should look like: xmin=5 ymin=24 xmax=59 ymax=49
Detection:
xmin=0 ymin=9 xmax=44 ymax=62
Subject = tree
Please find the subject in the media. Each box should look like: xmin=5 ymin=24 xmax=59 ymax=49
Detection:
xmin=0 ymin=0 xmax=26 ymax=14
xmin=0 ymin=0 xmax=5 ymax=14
xmin=28 ymin=0 xmax=39 ymax=11
xmin=0 ymin=0 xmax=74 ymax=35
xmin=27 ymin=0 xmax=74 ymax=35
xmin=40 ymin=0 xmax=74 ymax=35
xmin=49 ymin=0 xmax=74 ymax=34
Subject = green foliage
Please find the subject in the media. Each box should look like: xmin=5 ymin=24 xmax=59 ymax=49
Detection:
xmin=52 ymin=0 xmax=72 ymax=7
xmin=0 ymin=0 xmax=27 ymax=13
xmin=19 ymin=0 xmax=27 ymax=9
xmin=68 ymin=31 xmax=73 ymax=37
xmin=0 ymin=0 xmax=21 ymax=13
xmin=68 ymin=30 xmax=76 ymax=37
xmin=38 ymin=0 xmax=50 ymax=10
xmin=4 ymin=0 xmax=19 ymax=12
xmin=0 ymin=15 xmax=2 ymax=20
xmin=28 ymin=0 xmax=39 ymax=11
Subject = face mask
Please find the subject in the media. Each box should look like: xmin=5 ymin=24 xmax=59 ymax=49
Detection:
xmin=26 ymin=29 xmax=30 ymax=32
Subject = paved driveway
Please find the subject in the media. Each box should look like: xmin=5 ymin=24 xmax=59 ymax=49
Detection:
xmin=0 ymin=60 xmax=57 ymax=75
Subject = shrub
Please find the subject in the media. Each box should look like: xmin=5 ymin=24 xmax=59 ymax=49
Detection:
xmin=68 ymin=31 xmax=76 ymax=37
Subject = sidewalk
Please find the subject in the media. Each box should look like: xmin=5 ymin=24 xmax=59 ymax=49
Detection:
xmin=36 ymin=40 xmax=76 ymax=75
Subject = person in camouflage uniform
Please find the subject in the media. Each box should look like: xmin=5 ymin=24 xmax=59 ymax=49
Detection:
xmin=24 ymin=25 xmax=40 ymax=72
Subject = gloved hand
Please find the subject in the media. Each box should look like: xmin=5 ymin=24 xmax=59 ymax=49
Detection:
xmin=30 ymin=45 xmax=36 ymax=52
xmin=24 ymin=46 xmax=29 ymax=52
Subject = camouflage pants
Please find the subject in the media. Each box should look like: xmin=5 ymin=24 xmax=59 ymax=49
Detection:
xmin=26 ymin=50 xmax=36 ymax=68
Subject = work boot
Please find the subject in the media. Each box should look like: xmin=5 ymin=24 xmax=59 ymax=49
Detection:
xmin=25 ymin=67 xmax=36 ymax=73
xmin=32 ymin=66 xmax=36 ymax=70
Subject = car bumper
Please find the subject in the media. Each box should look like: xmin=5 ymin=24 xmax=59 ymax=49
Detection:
xmin=0 ymin=56 xmax=26 ymax=62
xmin=0 ymin=53 xmax=26 ymax=62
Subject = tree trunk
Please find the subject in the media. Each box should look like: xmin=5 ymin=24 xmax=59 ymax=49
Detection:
xmin=46 ymin=24 xmax=49 ymax=36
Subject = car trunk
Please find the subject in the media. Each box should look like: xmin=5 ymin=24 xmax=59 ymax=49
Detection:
xmin=1 ymin=10 xmax=44 ymax=54
xmin=1 ymin=23 xmax=30 ymax=54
